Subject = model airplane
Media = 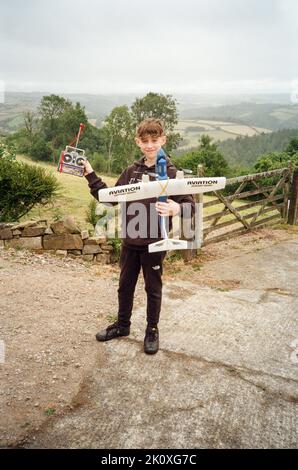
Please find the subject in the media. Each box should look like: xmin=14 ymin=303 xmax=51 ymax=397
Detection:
xmin=97 ymin=149 xmax=226 ymax=252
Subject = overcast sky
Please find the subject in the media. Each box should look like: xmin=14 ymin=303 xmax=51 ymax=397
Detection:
xmin=0 ymin=0 xmax=297 ymax=95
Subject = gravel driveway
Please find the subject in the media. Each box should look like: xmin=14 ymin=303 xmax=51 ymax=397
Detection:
xmin=0 ymin=227 xmax=297 ymax=449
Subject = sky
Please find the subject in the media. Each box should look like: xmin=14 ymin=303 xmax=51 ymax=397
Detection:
xmin=0 ymin=0 xmax=298 ymax=95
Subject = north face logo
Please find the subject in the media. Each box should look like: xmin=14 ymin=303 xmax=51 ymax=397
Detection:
xmin=152 ymin=265 xmax=160 ymax=270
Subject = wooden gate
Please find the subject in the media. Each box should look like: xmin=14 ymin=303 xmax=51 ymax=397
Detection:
xmin=200 ymin=163 xmax=293 ymax=246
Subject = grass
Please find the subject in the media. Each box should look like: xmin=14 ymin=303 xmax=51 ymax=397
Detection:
xmin=106 ymin=314 xmax=118 ymax=323
xmin=192 ymin=263 xmax=203 ymax=271
xmin=15 ymin=154 xmax=221 ymax=232
xmin=272 ymin=222 xmax=298 ymax=232
xmin=200 ymin=192 xmax=285 ymax=228
xmin=16 ymin=154 xmax=116 ymax=230
xmin=16 ymin=154 xmax=284 ymax=237
xmin=44 ymin=407 xmax=56 ymax=416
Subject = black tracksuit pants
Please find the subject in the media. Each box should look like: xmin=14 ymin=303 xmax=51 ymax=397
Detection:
xmin=117 ymin=244 xmax=167 ymax=328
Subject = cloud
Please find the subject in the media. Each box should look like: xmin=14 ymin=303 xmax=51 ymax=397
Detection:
xmin=0 ymin=0 xmax=297 ymax=93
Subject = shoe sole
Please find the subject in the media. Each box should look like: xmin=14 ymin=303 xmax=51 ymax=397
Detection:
xmin=95 ymin=332 xmax=130 ymax=342
xmin=144 ymin=348 xmax=159 ymax=354
xmin=144 ymin=343 xmax=159 ymax=354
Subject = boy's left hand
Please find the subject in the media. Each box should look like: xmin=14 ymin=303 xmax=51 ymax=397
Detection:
xmin=155 ymin=199 xmax=180 ymax=217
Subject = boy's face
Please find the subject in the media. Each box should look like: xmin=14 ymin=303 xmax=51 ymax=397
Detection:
xmin=135 ymin=134 xmax=167 ymax=159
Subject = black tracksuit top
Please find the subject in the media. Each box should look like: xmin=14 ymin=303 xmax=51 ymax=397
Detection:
xmin=85 ymin=155 xmax=195 ymax=249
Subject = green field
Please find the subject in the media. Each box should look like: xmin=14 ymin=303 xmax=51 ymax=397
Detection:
xmin=17 ymin=155 xmax=116 ymax=230
xmin=175 ymin=119 xmax=272 ymax=150
xmin=15 ymin=155 xmax=280 ymax=238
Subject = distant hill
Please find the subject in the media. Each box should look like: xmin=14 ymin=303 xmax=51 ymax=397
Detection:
xmin=174 ymin=118 xmax=272 ymax=151
xmin=180 ymin=102 xmax=298 ymax=131
xmin=0 ymin=92 xmax=137 ymax=133
xmin=172 ymin=128 xmax=298 ymax=169
xmin=217 ymin=128 xmax=298 ymax=168
xmin=1 ymin=91 xmax=297 ymax=134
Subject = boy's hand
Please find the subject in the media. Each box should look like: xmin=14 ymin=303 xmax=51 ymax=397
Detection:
xmin=155 ymin=199 xmax=180 ymax=217
xmin=82 ymin=160 xmax=94 ymax=176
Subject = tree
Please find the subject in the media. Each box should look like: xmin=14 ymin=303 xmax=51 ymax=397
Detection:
xmin=131 ymin=92 xmax=181 ymax=153
xmin=172 ymin=135 xmax=230 ymax=177
xmin=38 ymin=95 xmax=72 ymax=140
xmin=23 ymin=111 xmax=38 ymax=147
xmin=79 ymin=122 xmax=105 ymax=156
xmin=30 ymin=136 xmax=52 ymax=161
xmin=199 ymin=134 xmax=217 ymax=152
xmin=250 ymin=150 xmax=298 ymax=202
xmin=285 ymin=137 xmax=298 ymax=157
xmin=102 ymin=106 xmax=135 ymax=173
xmin=38 ymin=95 xmax=88 ymax=163
xmin=254 ymin=151 xmax=298 ymax=172
xmin=0 ymin=140 xmax=60 ymax=221
xmin=6 ymin=113 xmax=38 ymax=156
xmin=8 ymin=94 xmax=104 ymax=165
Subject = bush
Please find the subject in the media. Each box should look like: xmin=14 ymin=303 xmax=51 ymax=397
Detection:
xmin=108 ymin=234 xmax=122 ymax=262
xmin=0 ymin=140 xmax=16 ymax=161
xmin=89 ymin=152 xmax=108 ymax=173
xmin=30 ymin=136 xmax=52 ymax=161
xmin=172 ymin=135 xmax=231 ymax=177
xmin=6 ymin=129 xmax=31 ymax=155
xmin=85 ymin=198 xmax=101 ymax=228
xmin=0 ymin=155 xmax=60 ymax=222
xmin=254 ymin=151 xmax=298 ymax=172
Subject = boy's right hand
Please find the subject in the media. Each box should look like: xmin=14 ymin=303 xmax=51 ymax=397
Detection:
xmin=82 ymin=160 xmax=94 ymax=176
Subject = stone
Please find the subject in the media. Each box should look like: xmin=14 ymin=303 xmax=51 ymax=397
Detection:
xmin=100 ymin=244 xmax=113 ymax=251
xmin=83 ymin=237 xmax=106 ymax=246
xmin=50 ymin=220 xmax=67 ymax=235
xmin=82 ymin=254 xmax=94 ymax=262
xmin=62 ymin=216 xmax=81 ymax=234
xmin=82 ymin=244 xmax=102 ymax=255
xmin=12 ymin=220 xmax=47 ymax=230
xmin=43 ymin=234 xmax=83 ymax=250
xmin=0 ymin=228 xmax=13 ymax=240
xmin=5 ymin=237 xmax=43 ymax=250
xmin=67 ymin=250 xmax=82 ymax=256
xmin=95 ymin=253 xmax=111 ymax=264
xmin=0 ymin=240 xmax=4 ymax=249
xmin=50 ymin=216 xmax=80 ymax=235
xmin=44 ymin=227 xmax=53 ymax=235
xmin=81 ymin=230 xmax=89 ymax=240
xmin=12 ymin=229 xmax=22 ymax=236
xmin=22 ymin=226 xmax=46 ymax=237
xmin=97 ymin=236 xmax=107 ymax=243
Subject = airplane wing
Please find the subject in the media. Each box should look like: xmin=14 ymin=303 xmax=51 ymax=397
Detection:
xmin=97 ymin=177 xmax=226 ymax=203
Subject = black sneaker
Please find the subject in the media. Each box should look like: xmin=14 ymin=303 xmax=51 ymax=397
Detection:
xmin=95 ymin=321 xmax=130 ymax=342
xmin=144 ymin=326 xmax=159 ymax=354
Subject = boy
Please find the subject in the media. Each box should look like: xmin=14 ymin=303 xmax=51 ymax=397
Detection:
xmin=83 ymin=118 xmax=195 ymax=354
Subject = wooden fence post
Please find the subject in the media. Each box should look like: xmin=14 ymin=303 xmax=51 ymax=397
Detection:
xmin=283 ymin=161 xmax=293 ymax=220
xmin=180 ymin=164 xmax=204 ymax=261
xmin=288 ymin=167 xmax=298 ymax=225
xmin=196 ymin=164 xmax=204 ymax=255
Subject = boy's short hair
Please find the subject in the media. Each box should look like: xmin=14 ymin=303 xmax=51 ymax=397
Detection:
xmin=136 ymin=118 xmax=165 ymax=139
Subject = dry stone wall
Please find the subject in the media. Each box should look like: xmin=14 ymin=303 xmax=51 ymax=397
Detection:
xmin=0 ymin=216 xmax=114 ymax=264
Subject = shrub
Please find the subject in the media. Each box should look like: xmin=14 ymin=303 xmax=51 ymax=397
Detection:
xmin=0 ymin=154 xmax=60 ymax=222
xmin=85 ymin=198 xmax=102 ymax=228
xmin=89 ymin=152 xmax=108 ymax=173
xmin=30 ymin=136 xmax=52 ymax=161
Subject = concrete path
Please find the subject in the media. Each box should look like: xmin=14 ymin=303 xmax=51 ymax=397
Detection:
xmin=22 ymin=238 xmax=298 ymax=449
